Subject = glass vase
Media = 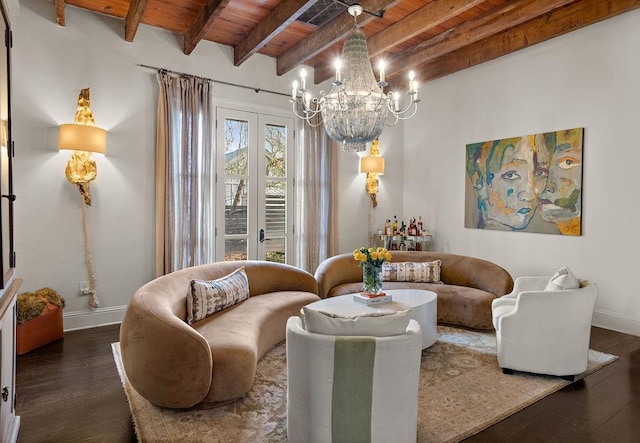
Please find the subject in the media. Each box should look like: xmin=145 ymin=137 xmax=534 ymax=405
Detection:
xmin=362 ymin=262 xmax=383 ymax=296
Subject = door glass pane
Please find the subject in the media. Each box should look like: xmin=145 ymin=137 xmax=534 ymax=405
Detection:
xmin=225 ymin=178 xmax=247 ymax=235
xmin=225 ymin=239 xmax=247 ymax=261
xmin=265 ymin=180 xmax=285 ymax=234
xmin=265 ymin=238 xmax=285 ymax=264
xmin=265 ymin=124 xmax=286 ymax=178
xmin=225 ymin=119 xmax=249 ymax=175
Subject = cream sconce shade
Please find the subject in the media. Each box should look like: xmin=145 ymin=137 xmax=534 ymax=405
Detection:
xmin=360 ymin=156 xmax=385 ymax=175
xmin=360 ymin=139 xmax=385 ymax=208
xmin=58 ymin=124 xmax=107 ymax=154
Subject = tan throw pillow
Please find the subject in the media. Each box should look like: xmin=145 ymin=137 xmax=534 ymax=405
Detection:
xmin=186 ymin=267 xmax=249 ymax=324
xmin=301 ymin=306 xmax=411 ymax=337
xmin=381 ymin=260 xmax=442 ymax=283
xmin=545 ymin=266 xmax=580 ymax=291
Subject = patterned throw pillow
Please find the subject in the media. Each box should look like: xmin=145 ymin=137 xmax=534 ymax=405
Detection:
xmin=186 ymin=267 xmax=249 ymax=325
xmin=545 ymin=266 xmax=580 ymax=291
xmin=381 ymin=260 xmax=442 ymax=283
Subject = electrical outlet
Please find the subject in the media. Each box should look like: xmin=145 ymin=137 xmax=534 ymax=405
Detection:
xmin=79 ymin=281 xmax=90 ymax=296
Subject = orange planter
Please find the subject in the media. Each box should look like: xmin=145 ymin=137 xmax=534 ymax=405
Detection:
xmin=16 ymin=302 xmax=63 ymax=355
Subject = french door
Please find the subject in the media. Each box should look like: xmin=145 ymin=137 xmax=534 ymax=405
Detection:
xmin=215 ymin=107 xmax=294 ymax=263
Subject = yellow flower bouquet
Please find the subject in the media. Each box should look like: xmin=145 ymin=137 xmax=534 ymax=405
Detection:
xmin=353 ymin=247 xmax=392 ymax=296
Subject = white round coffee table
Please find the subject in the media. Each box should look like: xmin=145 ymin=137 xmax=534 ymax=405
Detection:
xmin=305 ymin=289 xmax=438 ymax=349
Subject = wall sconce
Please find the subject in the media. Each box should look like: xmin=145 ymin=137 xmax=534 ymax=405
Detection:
xmin=360 ymin=139 xmax=385 ymax=208
xmin=59 ymin=88 xmax=107 ymax=308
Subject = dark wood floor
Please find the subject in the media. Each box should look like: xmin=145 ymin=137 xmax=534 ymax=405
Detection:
xmin=15 ymin=324 xmax=640 ymax=442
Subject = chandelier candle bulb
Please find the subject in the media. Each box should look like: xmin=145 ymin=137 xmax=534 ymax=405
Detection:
xmin=291 ymin=81 xmax=298 ymax=100
xmin=335 ymin=58 xmax=342 ymax=83
xmin=300 ymin=69 xmax=307 ymax=91
xmin=378 ymin=60 xmax=386 ymax=84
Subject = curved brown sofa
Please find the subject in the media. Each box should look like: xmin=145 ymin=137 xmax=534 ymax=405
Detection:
xmin=119 ymin=260 xmax=319 ymax=409
xmin=315 ymin=251 xmax=513 ymax=330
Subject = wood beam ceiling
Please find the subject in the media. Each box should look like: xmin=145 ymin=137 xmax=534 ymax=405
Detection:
xmin=392 ymin=0 xmax=640 ymax=89
xmin=55 ymin=0 xmax=65 ymax=27
xmin=124 ymin=0 xmax=149 ymax=42
xmin=183 ymin=0 xmax=231 ymax=55
xmin=384 ymin=0 xmax=578 ymax=82
xmin=46 ymin=0 xmax=640 ymax=92
xmin=276 ymin=0 xmax=403 ymax=78
xmin=234 ymin=0 xmax=316 ymax=67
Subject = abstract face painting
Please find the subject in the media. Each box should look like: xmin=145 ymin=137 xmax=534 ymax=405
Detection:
xmin=465 ymin=128 xmax=583 ymax=235
xmin=539 ymin=129 xmax=583 ymax=235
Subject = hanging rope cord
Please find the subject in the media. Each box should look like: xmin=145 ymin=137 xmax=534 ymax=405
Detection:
xmin=81 ymin=193 xmax=99 ymax=308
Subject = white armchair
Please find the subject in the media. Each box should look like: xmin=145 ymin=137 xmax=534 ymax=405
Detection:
xmin=286 ymin=315 xmax=422 ymax=443
xmin=492 ymin=276 xmax=597 ymax=380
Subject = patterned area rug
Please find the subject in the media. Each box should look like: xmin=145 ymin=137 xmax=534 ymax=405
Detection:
xmin=112 ymin=326 xmax=617 ymax=442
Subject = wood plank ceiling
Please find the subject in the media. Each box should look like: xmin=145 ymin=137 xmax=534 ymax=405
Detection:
xmin=53 ymin=0 xmax=640 ymax=88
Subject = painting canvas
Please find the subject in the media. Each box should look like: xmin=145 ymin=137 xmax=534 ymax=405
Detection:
xmin=465 ymin=128 xmax=584 ymax=236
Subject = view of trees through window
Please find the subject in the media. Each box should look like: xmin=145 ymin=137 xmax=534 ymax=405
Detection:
xmin=223 ymin=118 xmax=288 ymax=263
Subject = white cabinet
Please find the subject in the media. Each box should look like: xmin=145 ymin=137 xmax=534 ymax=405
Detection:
xmin=0 ymin=278 xmax=20 ymax=443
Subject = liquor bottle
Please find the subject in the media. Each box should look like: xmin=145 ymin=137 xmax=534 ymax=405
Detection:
xmin=409 ymin=218 xmax=416 ymax=236
xmin=392 ymin=216 xmax=398 ymax=234
xmin=384 ymin=219 xmax=392 ymax=235
xmin=417 ymin=216 xmax=424 ymax=234
xmin=400 ymin=220 xmax=406 ymax=235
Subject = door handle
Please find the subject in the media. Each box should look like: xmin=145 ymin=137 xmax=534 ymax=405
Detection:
xmin=1 ymin=194 xmax=16 ymax=202
xmin=2 ymin=386 xmax=8 ymax=402
xmin=259 ymin=229 xmax=265 ymax=243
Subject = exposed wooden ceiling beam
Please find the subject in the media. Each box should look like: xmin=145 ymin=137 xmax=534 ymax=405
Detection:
xmin=276 ymin=0 xmax=402 ymax=78
xmin=124 ymin=0 xmax=149 ymax=42
xmin=314 ymin=0 xmax=486 ymax=83
xmin=183 ymin=0 xmax=231 ymax=55
xmin=234 ymin=0 xmax=316 ymax=67
xmin=385 ymin=0 xmax=578 ymax=82
xmin=400 ymin=0 xmax=640 ymax=88
xmin=55 ymin=0 xmax=65 ymax=27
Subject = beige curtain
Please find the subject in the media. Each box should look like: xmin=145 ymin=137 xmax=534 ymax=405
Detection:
xmin=155 ymin=70 xmax=214 ymax=276
xmin=295 ymin=118 xmax=338 ymax=273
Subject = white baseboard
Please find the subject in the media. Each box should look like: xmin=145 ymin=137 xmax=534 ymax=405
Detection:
xmin=593 ymin=308 xmax=640 ymax=338
xmin=62 ymin=305 xmax=127 ymax=331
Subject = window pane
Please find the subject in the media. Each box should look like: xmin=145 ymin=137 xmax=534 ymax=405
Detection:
xmin=225 ymin=239 xmax=247 ymax=261
xmin=265 ymin=238 xmax=285 ymax=264
xmin=265 ymin=180 xmax=285 ymax=234
xmin=265 ymin=124 xmax=286 ymax=178
xmin=225 ymin=178 xmax=247 ymax=235
xmin=225 ymin=119 xmax=249 ymax=175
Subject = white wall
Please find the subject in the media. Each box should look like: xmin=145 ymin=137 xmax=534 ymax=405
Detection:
xmin=402 ymin=10 xmax=640 ymax=336
xmin=12 ymin=0 xmax=300 ymax=329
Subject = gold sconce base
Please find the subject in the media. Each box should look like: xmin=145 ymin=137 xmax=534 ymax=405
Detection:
xmin=65 ymin=150 xmax=97 ymax=206
xmin=366 ymin=173 xmax=380 ymax=207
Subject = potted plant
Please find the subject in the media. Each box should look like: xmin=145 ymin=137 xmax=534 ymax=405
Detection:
xmin=16 ymin=288 xmax=65 ymax=355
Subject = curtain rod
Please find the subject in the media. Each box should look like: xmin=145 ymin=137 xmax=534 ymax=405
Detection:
xmin=137 ymin=64 xmax=291 ymax=98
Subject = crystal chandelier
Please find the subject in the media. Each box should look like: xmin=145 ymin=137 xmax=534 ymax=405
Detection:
xmin=291 ymin=4 xmax=420 ymax=152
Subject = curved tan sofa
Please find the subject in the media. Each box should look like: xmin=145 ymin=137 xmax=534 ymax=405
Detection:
xmin=120 ymin=260 xmax=319 ymax=409
xmin=315 ymin=251 xmax=513 ymax=330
